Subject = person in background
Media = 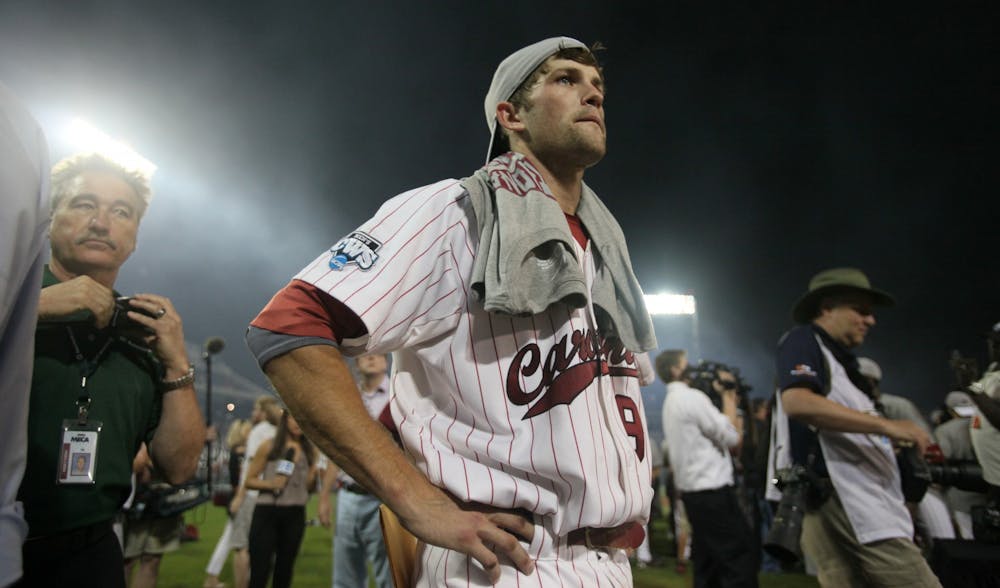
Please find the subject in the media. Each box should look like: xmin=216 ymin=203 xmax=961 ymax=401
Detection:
xmin=244 ymin=410 xmax=317 ymax=588
xmin=202 ymin=418 xmax=251 ymax=588
xmin=0 ymin=81 xmax=49 ymax=588
xmin=660 ymin=350 xmax=758 ymax=588
xmin=122 ymin=444 xmax=183 ymax=588
xmin=856 ymin=357 xmax=955 ymax=545
xmin=17 ymin=152 xmax=204 ymax=587
xmin=226 ymin=396 xmax=281 ymax=588
xmin=768 ymin=267 xmax=939 ymax=587
xmin=317 ymin=354 xmax=392 ymax=588
xmin=934 ymin=390 xmax=987 ymax=539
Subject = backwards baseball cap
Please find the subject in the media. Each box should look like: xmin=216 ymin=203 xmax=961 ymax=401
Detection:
xmin=945 ymin=390 xmax=977 ymax=418
xmin=483 ymin=36 xmax=589 ymax=163
xmin=791 ymin=267 xmax=895 ymax=324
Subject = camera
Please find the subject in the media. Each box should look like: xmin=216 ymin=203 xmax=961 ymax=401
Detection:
xmin=108 ymin=296 xmax=157 ymax=339
xmin=763 ymin=465 xmax=811 ymax=564
xmin=927 ymin=460 xmax=989 ymax=493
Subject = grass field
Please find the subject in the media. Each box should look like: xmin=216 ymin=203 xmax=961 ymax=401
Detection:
xmin=155 ymin=497 xmax=819 ymax=587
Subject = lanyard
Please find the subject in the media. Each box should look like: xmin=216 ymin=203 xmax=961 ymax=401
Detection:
xmin=66 ymin=326 xmax=113 ymax=424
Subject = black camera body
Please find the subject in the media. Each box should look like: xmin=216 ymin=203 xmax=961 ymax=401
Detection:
xmin=763 ymin=466 xmax=811 ymax=564
xmin=109 ymin=296 xmax=158 ymax=339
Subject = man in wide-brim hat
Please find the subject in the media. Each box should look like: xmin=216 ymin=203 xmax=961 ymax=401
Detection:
xmin=766 ymin=267 xmax=941 ymax=587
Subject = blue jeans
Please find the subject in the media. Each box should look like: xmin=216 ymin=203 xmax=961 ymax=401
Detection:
xmin=332 ymin=489 xmax=391 ymax=588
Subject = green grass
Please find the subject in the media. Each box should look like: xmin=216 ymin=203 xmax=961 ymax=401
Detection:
xmin=157 ymin=498 xmax=818 ymax=587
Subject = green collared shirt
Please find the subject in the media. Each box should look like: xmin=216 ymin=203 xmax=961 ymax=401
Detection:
xmin=18 ymin=266 xmax=163 ymax=536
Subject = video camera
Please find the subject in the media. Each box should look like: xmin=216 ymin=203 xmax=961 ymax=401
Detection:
xmin=685 ymin=360 xmax=748 ymax=409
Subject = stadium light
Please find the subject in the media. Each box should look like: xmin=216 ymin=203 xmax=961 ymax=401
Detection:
xmin=644 ymin=293 xmax=697 ymax=316
xmin=64 ymin=118 xmax=157 ymax=177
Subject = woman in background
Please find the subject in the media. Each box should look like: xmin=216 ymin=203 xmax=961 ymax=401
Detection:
xmin=202 ymin=419 xmax=251 ymax=588
xmin=244 ymin=410 xmax=317 ymax=588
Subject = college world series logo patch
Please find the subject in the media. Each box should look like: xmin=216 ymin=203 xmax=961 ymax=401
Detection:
xmin=328 ymin=231 xmax=382 ymax=271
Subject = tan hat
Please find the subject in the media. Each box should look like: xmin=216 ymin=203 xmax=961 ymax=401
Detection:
xmin=791 ymin=267 xmax=895 ymax=324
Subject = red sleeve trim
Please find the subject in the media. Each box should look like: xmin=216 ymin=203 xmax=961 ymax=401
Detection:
xmin=250 ymin=279 xmax=367 ymax=343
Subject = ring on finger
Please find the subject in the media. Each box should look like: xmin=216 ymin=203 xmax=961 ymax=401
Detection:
xmin=156 ymin=308 xmax=167 ymax=318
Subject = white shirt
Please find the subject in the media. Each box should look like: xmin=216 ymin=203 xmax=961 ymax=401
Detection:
xmin=662 ymin=381 xmax=738 ymax=492
xmin=241 ymin=420 xmax=277 ymax=498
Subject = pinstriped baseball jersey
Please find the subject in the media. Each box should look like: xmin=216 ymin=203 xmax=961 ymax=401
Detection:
xmin=294 ymin=178 xmax=653 ymax=537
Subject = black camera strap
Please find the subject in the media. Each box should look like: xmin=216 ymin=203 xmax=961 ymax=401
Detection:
xmin=66 ymin=326 xmax=113 ymax=424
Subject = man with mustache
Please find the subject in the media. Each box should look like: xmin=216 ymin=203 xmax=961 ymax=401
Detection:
xmin=15 ymin=153 xmax=204 ymax=587
xmin=248 ymin=37 xmax=657 ymax=586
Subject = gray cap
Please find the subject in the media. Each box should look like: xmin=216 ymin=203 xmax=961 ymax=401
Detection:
xmin=483 ymin=36 xmax=588 ymax=163
xmin=945 ymin=390 xmax=976 ymax=418
xmin=857 ymin=357 xmax=882 ymax=382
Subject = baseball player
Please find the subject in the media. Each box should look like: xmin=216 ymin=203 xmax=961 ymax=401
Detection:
xmin=247 ymin=37 xmax=657 ymax=586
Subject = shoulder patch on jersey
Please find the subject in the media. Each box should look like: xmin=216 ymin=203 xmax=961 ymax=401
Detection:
xmin=328 ymin=231 xmax=382 ymax=271
xmin=790 ymin=363 xmax=817 ymax=377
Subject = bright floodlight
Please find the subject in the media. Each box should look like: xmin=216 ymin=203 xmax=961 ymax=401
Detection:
xmin=645 ymin=293 xmax=697 ymax=316
xmin=65 ymin=118 xmax=157 ymax=178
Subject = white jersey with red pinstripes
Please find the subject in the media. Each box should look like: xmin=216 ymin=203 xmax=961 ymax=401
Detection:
xmin=294 ymin=178 xmax=652 ymax=538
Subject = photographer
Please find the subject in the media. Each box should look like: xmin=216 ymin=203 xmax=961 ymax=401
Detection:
xmin=968 ymin=369 xmax=1000 ymax=529
xmin=16 ymin=153 xmax=205 ymax=587
xmin=768 ymin=268 xmax=939 ymax=587
xmin=934 ymin=391 xmax=987 ymax=539
xmin=659 ymin=350 xmax=758 ymax=588
xmin=122 ymin=444 xmax=183 ymax=588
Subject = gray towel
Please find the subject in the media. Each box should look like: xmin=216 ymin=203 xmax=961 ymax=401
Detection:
xmin=463 ymin=153 xmax=657 ymax=353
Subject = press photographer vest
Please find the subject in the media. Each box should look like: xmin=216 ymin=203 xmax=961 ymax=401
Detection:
xmin=768 ymin=330 xmax=913 ymax=544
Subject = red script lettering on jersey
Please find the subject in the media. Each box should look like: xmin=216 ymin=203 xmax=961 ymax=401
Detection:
xmin=506 ymin=328 xmax=637 ymax=419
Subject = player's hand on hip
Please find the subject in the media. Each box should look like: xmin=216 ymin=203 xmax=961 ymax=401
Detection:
xmin=127 ymin=293 xmax=190 ymax=376
xmin=38 ymin=275 xmax=116 ymax=327
xmin=401 ymin=492 xmax=535 ymax=584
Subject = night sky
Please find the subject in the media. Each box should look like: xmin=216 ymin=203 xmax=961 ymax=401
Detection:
xmin=2 ymin=1 xmax=996 ymax=437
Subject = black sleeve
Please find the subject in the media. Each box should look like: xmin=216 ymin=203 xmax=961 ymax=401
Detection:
xmin=776 ymin=326 xmax=827 ymax=396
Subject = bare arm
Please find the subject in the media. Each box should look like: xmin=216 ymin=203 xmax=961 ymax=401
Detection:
xmin=243 ymin=440 xmax=285 ymax=492
xmin=264 ymin=344 xmax=534 ymax=582
xmin=782 ymin=387 xmax=932 ymax=455
xmin=129 ymin=293 xmax=206 ymax=484
xmin=317 ymin=461 xmax=341 ymax=527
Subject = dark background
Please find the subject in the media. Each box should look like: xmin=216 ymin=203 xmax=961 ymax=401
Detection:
xmin=2 ymin=1 xmax=996 ymax=439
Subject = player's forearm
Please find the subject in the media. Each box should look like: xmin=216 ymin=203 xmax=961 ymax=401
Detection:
xmin=149 ymin=386 xmax=206 ymax=484
xmin=263 ymin=345 xmax=445 ymax=517
xmin=782 ymin=387 xmax=888 ymax=436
